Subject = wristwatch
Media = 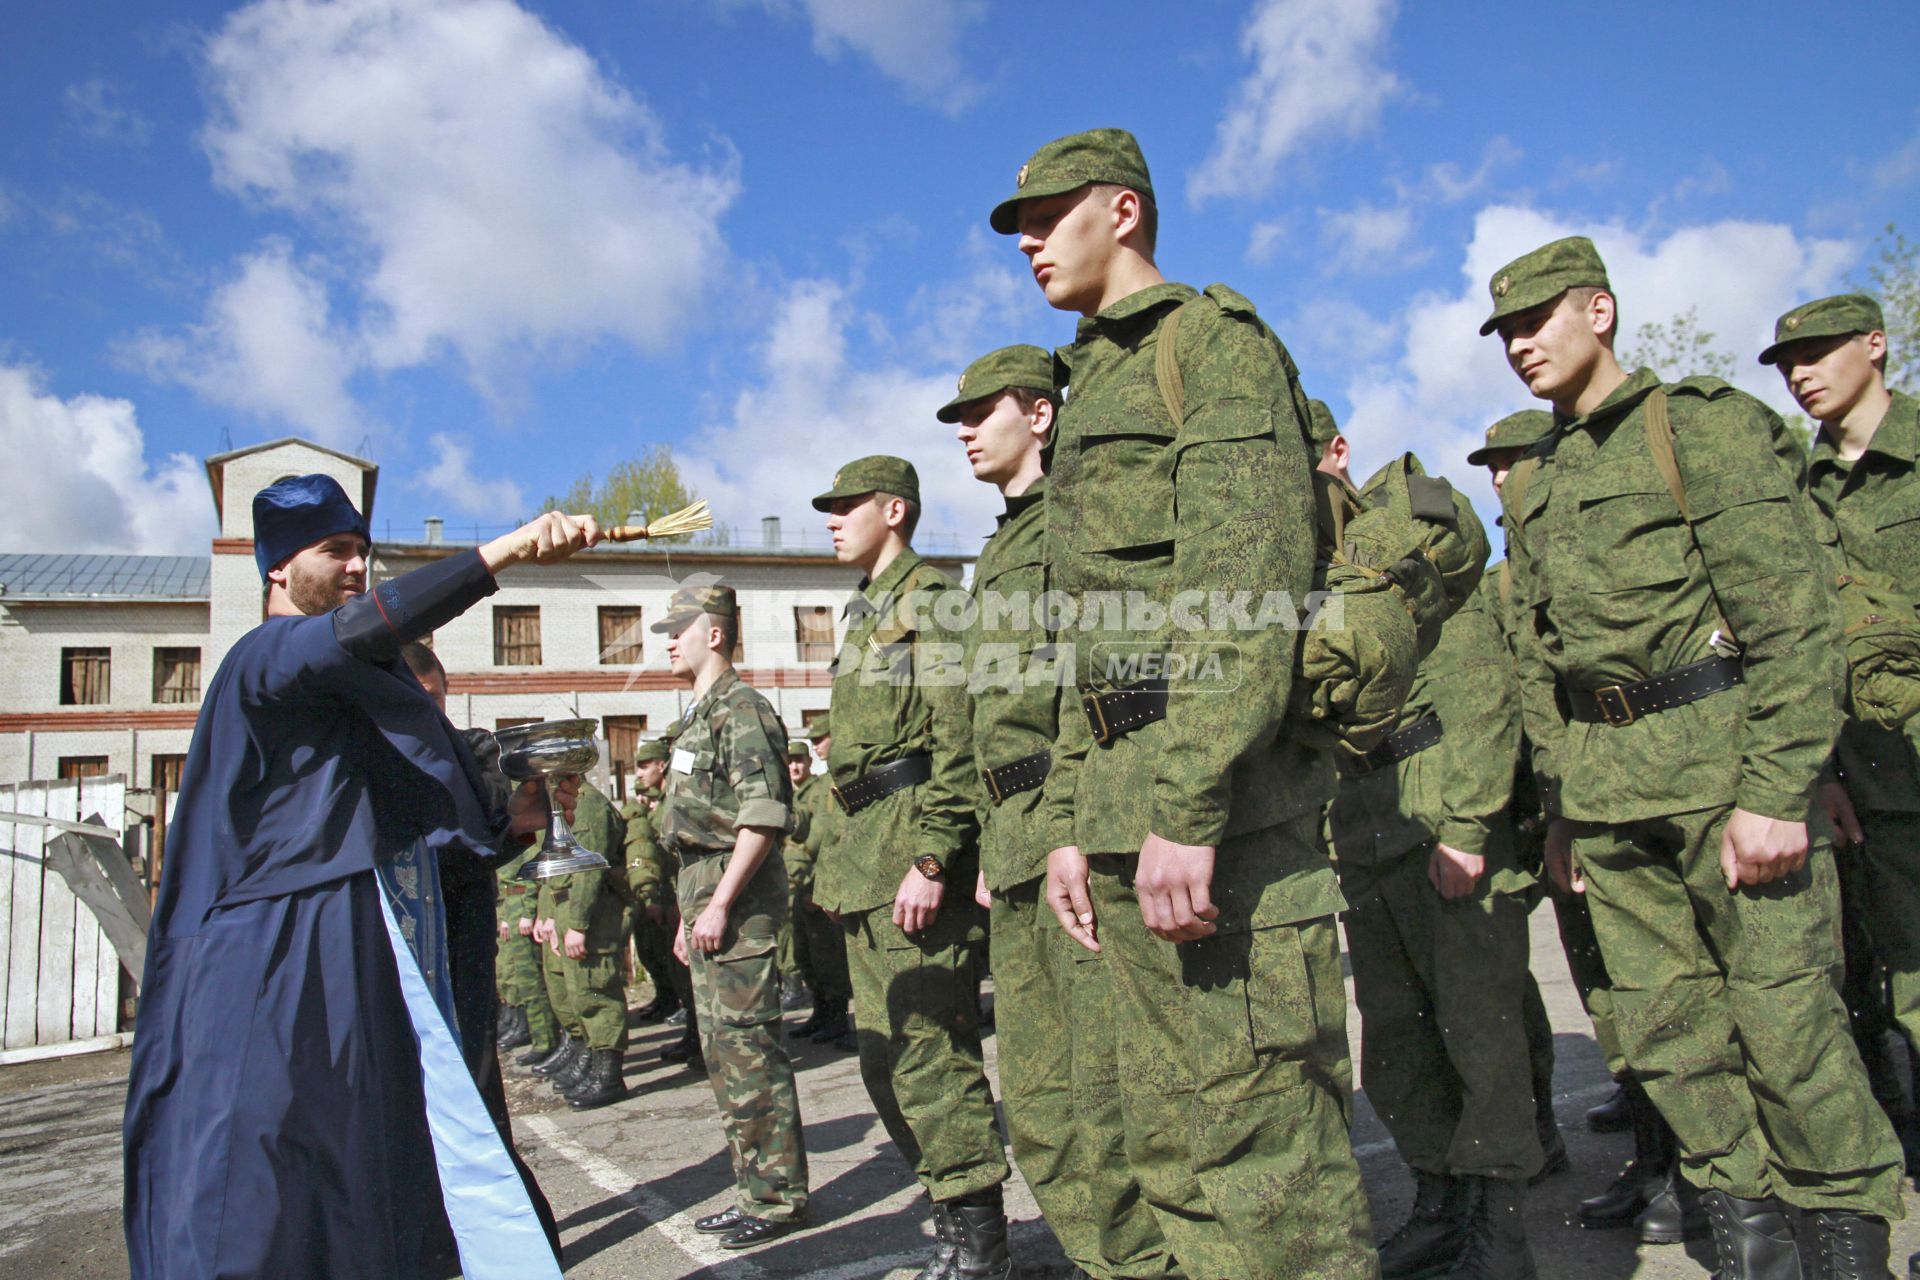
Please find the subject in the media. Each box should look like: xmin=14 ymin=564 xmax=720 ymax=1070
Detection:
xmin=913 ymin=854 xmax=945 ymax=881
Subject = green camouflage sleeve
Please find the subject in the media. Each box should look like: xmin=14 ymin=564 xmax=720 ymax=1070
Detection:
xmin=1039 ymin=687 xmax=1091 ymax=853
xmin=556 ymin=785 xmax=625 ymax=933
xmin=1501 ymin=468 xmax=1570 ymax=816
xmin=724 ymin=687 xmax=793 ymax=832
xmin=1426 ymin=585 xmax=1521 ymax=854
xmin=624 ymin=805 xmax=669 ymax=907
xmin=915 ymin=585 xmax=979 ymax=859
xmin=1672 ymin=388 xmax=1844 ymax=819
xmin=1153 ymin=299 xmax=1315 ymax=845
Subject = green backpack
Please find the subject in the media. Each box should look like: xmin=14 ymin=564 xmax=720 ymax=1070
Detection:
xmin=1154 ymin=289 xmax=1489 ymax=754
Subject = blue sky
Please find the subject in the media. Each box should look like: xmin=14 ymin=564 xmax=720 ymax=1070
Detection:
xmin=3 ymin=0 xmax=1917 ymax=557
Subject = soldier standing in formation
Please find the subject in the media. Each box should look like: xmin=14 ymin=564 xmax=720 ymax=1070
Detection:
xmin=1314 ymin=405 xmax=1547 ymax=1277
xmin=1488 ymin=235 xmax=1905 ymax=1278
xmin=992 ymin=127 xmax=1375 ymax=1279
xmin=786 ymin=715 xmax=855 ymax=1049
xmin=653 ymin=582 xmax=810 ymax=1248
xmin=529 ymin=781 xmax=632 ymax=1110
xmin=942 ymin=343 xmax=1177 ymax=1280
xmin=812 ymin=455 xmax=1014 ymax=1278
xmin=495 ymin=843 xmax=554 ymax=1064
xmin=623 ymin=738 xmax=684 ymax=1026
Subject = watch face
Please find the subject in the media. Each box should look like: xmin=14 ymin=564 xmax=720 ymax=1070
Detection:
xmin=915 ymin=855 xmax=943 ymax=879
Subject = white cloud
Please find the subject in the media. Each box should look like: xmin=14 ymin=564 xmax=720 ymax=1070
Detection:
xmin=676 ymin=278 xmax=1003 ymax=555
xmin=763 ymin=0 xmax=984 ymax=111
xmin=1338 ymin=205 xmax=1855 ymax=537
xmin=1319 ymin=202 xmax=1427 ymax=275
xmin=179 ymin=0 xmax=739 ymax=412
xmin=1247 ymin=219 xmax=1289 ymax=265
xmin=1392 ymin=136 xmax=1522 ymax=205
xmin=1190 ymin=0 xmax=1402 ymax=203
xmin=121 ymin=239 xmax=363 ymax=445
xmin=0 ymin=363 xmax=213 ymax=555
xmin=414 ymin=433 xmax=528 ymax=518
xmin=63 ymin=79 xmax=154 ymax=147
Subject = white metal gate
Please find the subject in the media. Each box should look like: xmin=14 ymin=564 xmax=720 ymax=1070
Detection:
xmin=0 ymin=776 xmax=128 ymax=1051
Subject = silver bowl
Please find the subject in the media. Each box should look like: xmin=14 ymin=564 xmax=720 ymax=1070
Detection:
xmin=494 ymin=719 xmax=610 ymax=881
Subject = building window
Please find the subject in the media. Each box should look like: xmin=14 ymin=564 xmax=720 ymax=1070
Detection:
xmin=61 ymin=647 xmax=111 ymax=705
xmin=152 ymin=648 xmax=202 ymax=704
xmin=794 ymin=606 xmax=835 ymax=663
xmin=58 ymin=756 xmax=109 ymax=780
xmin=603 ymin=715 xmax=648 ymax=801
xmin=598 ymin=607 xmax=645 ymax=665
xmin=492 ymin=606 xmax=542 ymax=666
xmin=151 ymin=754 xmax=188 ymax=794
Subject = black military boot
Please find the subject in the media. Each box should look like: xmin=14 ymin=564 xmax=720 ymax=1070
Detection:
xmin=948 ymin=1185 xmax=1018 ymax=1279
xmin=1377 ymin=1169 xmax=1470 ymax=1280
xmin=1577 ymin=1077 xmax=1669 ymax=1229
xmin=1907 ymin=1246 xmax=1917 ymax=1280
xmin=790 ymin=993 xmax=827 ymax=1040
xmin=914 ymin=1196 xmax=959 ymax=1280
xmin=1803 ymin=1210 xmax=1893 ymax=1280
xmin=496 ymin=1004 xmax=531 ymax=1052
xmin=809 ymin=999 xmax=849 ymax=1045
xmin=661 ymin=1022 xmax=704 ymax=1072
xmin=634 ymin=989 xmax=679 ymax=1025
xmin=565 ymin=1048 xmax=629 ymax=1111
xmin=551 ymin=1038 xmax=595 ymax=1093
xmin=528 ymin=1030 xmax=575 ymax=1076
xmin=1699 ymin=1190 xmax=1803 ymax=1280
xmin=1634 ymin=1165 xmax=1709 ymax=1245
xmin=1446 ymin=1177 xmax=1536 ymax=1279
xmin=1586 ymin=1077 xmax=1632 ymax=1133
xmin=781 ymin=976 xmax=809 ymax=1011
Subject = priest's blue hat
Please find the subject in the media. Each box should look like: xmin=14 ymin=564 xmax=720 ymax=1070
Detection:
xmin=252 ymin=474 xmax=370 ymax=579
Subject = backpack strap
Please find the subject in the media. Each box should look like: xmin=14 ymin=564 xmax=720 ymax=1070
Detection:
xmin=1153 ymin=297 xmax=1201 ymax=432
xmin=1643 ymin=389 xmax=1689 ymax=520
xmin=1504 ymin=455 xmax=1542 ymax=534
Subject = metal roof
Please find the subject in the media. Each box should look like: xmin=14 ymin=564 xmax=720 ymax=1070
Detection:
xmin=0 ymin=554 xmax=212 ymax=601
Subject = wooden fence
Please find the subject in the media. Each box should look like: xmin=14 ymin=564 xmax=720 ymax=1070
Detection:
xmin=0 ymin=776 xmax=129 ymax=1051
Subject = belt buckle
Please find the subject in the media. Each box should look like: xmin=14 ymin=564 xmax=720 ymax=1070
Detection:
xmin=1082 ymin=691 xmax=1113 ymax=746
xmin=831 ymin=784 xmax=850 ymax=813
xmin=981 ymin=767 xmax=1005 ymax=805
xmin=1344 ymin=751 xmax=1377 ymax=778
xmin=1593 ymin=685 xmax=1637 ymax=727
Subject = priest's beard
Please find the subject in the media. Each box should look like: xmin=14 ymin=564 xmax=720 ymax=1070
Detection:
xmin=286 ymin=559 xmax=361 ymax=615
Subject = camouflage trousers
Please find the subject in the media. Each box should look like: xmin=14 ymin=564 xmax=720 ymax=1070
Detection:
xmin=1547 ymin=881 xmax=1621 ymax=1073
xmin=1087 ymin=842 xmax=1376 ymax=1280
xmin=679 ymin=850 xmax=808 ymax=1221
xmin=842 ymin=897 xmax=1008 ymax=1202
xmin=568 ymin=950 xmax=629 ymax=1051
xmin=1571 ymin=805 xmax=1904 ymax=1217
xmin=991 ymin=880 xmax=1176 ymax=1280
xmin=634 ymin=907 xmax=692 ymax=1010
xmin=540 ymin=928 xmax=583 ymax=1044
xmin=1844 ymin=810 xmax=1920 ymax=1061
xmin=498 ymin=926 xmax=559 ymax=1051
xmin=1339 ymin=846 xmax=1543 ymax=1180
xmin=791 ymin=895 xmax=852 ymax=1003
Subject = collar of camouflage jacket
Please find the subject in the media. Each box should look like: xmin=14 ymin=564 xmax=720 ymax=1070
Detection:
xmin=1555 ymin=365 xmax=1662 ymax=432
xmin=998 ymin=479 xmax=1046 ymax=529
xmin=1071 ymin=280 xmax=1195 ymax=345
xmin=1810 ymin=389 xmax=1920 ymax=474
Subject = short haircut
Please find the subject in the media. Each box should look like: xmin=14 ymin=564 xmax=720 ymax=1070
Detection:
xmin=399 ymin=640 xmax=445 ymax=684
xmin=703 ymin=611 xmax=739 ymax=655
xmin=1087 ymin=182 xmax=1158 ymax=255
xmin=879 ymin=491 xmax=921 ymax=541
xmin=1007 ymin=386 xmax=1055 ymax=415
xmin=1564 ymin=286 xmax=1618 ymax=343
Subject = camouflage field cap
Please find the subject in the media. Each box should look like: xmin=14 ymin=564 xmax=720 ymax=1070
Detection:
xmin=990 ymin=128 xmax=1154 ymax=235
xmin=633 ymin=737 xmax=672 ymax=764
xmin=1479 ymin=236 xmax=1611 ymax=336
xmin=1466 ymin=409 xmax=1556 ymax=466
xmin=804 ymin=713 xmax=831 ymax=741
xmin=1759 ymin=293 xmax=1887 ymax=365
xmin=649 ymin=581 xmax=738 ymax=633
xmin=1306 ymin=399 xmax=1341 ymax=449
xmin=811 ymin=455 xmax=921 ymax=511
xmin=936 ymin=344 xmax=1057 ymax=422
xmin=787 ymin=739 xmax=811 ymax=760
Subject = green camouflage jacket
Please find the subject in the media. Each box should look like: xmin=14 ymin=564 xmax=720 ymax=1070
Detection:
xmin=818 ymin=548 xmax=979 ymax=914
xmin=1807 ymin=390 xmax=1920 ymax=812
xmin=551 ymin=782 xmax=631 ymax=951
xmin=786 ymin=773 xmax=821 ymax=895
xmin=1503 ymin=368 xmax=1843 ymax=823
xmin=1329 ymin=572 xmax=1533 ymax=893
xmin=495 ymin=846 xmax=537 ymax=921
xmin=1035 ymin=282 xmax=1338 ymax=928
xmin=656 ymin=667 xmax=793 ymax=857
xmin=962 ymin=481 xmax=1070 ymax=891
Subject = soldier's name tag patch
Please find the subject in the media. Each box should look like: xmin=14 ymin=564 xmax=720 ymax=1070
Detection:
xmin=671 ymin=747 xmax=697 ymax=774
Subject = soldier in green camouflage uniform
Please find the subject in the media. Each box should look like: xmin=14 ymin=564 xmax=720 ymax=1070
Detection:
xmin=496 ymin=845 xmax=557 ymax=1059
xmin=777 ymin=740 xmax=813 ymax=1007
xmin=787 ymin=715 xmax=853 ymax=1046
xmin=530 ymin=872 xmax=583 ymax=1079
xmin=1766 ymin=293 xmax=1920 ymax=1168
xmin=623 ymin=739 xmax=685 ymax=1024
xmin=1488 ymin=236 xmax=1904 ymax=1276
xmin=943 ymin=344 xmax=1176 ymax=1280
xmin=651 ymin=582 xmax=808 ymax=1247
xmin=993 ymin=129 xmax=1373 ymax=1280
xmin=812 ymin=455 xmax=1015 ymax=1277
xmin=1314 ymin=403 xmax=1542 ymax=1275
xmin=548 ymin=781 xmax=631 ymax=1109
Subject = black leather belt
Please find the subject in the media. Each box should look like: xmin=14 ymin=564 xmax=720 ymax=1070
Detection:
xmin=1082 ymin=678 xmax=1169 ymax=746
xmin=833 ymin=753 xmax=933 ymax=815
xmin=1339 ymin=715 xmax=1444 ymax=778
xmin=983 ymin=749 xmax=1052 ymax=805
xmin=1569 ymin=654 xmax=1743 ymax=727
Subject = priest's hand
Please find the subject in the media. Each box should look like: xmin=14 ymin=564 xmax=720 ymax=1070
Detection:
xmin=551 ymin=774 xmax=581 ymax=826
xmin=563 ymin=928 xmax=586 ymax=961
xmin=505 ymin=779 xmax=548 ymax=837
xmin=480 ymin=511 xmax=602 ymax=573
